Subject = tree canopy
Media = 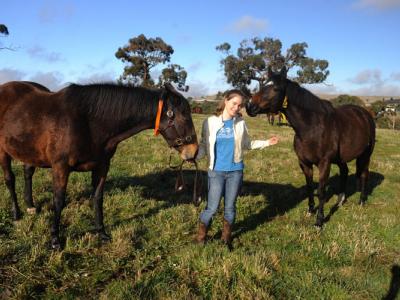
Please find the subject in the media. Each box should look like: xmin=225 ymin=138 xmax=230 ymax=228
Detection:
xmin=115 ymin=34 xmax=188 ymax=91
xmin=0 ymin=24 xmax=10 ymax=50
xmin=216 ymin=37 xmax=329 ymax=92
xmin=0 ymin=24 xmax=9 ymax=35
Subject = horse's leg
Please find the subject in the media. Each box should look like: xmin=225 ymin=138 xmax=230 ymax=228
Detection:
xmin=299 ymin=161 xmax=314 ymax=215
xmin=356 ymin=153 xmax=371 ymax=206
xmin=315 ymin=160 xmax=331 ymax=227
xmin=91 ymin=163 xmax=111 ymax=242
xmin=23 ymin=165 xmax=37 ymax=214
xmin=0 ymin=152 xmax=21 ymax=220
xmin=50 ymin=163 xmax=70 ymax=250
xmin=337 ymin=162 xmax=348 ymax=206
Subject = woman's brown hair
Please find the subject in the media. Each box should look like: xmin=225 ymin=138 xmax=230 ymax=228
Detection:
xmin=215 ymin=89 xmax=248 ymax=116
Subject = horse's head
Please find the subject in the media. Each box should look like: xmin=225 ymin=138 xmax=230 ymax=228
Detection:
xmin=157 ymin=83 xmax=198 ymax=161
xmin=246 ymin=66 xmax=288 ymax=116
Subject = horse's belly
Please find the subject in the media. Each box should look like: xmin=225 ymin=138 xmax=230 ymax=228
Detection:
xmin=3 ymin=135 xmax=50 ymax=166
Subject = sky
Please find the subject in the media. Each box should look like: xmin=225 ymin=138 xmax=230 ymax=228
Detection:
xmin=1 ymin=0 xmax=400 ymax=98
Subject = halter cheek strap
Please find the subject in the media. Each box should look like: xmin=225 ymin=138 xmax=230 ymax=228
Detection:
xmin=154 ymin=99 xmax=164 ymax=136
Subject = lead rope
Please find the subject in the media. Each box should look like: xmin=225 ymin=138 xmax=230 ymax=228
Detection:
xmin=168 ymin=150 xmax=203 ymax=206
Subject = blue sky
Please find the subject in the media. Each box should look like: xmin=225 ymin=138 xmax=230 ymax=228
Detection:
xmin=1 ymin=0 xmax=400 ymax=97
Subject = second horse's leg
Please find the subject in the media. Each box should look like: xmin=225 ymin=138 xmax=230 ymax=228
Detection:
xmin=0 ymin=152 xmax=21 ymax=220
xmin=24 ymin=165 xmax=37 ymax=214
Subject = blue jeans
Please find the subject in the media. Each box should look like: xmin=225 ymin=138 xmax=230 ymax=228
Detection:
xmin=200 ymin=169 xmax=243 ymax=227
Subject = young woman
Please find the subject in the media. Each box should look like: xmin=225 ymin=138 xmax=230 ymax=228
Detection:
xmin=195 ymin=89 xmax=279 ymax=246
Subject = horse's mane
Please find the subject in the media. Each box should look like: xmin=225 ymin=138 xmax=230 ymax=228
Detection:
xmin=63 ymin=83 xmax=161 ymax=121
xmin=287 ymin=80 xmax=335 ymax=114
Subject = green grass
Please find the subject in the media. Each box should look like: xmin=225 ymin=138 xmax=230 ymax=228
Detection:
xmin=0 ymin=114 xmax=399 ymax=299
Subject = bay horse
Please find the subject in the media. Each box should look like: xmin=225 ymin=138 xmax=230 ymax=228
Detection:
xmin=0 ymin=81 xmax=198 ymax=249
xmin=246 ymin=67 xmax=375 ymax=227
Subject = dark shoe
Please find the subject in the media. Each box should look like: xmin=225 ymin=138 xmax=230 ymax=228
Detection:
xmin=195 ymin=222 xmax=207 ymax=244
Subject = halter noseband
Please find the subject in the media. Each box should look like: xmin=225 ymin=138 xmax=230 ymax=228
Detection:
xmin=154 ymin=98 xmax=195 ymax=148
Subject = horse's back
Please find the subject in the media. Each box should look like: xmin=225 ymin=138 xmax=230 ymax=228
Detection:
xmin=335 ymin=105 xmax=375 ymax=161
xmin=0 ymin=81 xmax=51 ymax=113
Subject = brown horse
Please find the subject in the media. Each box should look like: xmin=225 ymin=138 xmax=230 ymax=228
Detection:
xmin=246 ymin=67 xmax=375 ymax=227
xmin=0 ymin=81 xmax=198 ymax=249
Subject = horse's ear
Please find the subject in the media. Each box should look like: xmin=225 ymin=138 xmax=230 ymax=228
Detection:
xmin=164 ymin=82 xmax=177 ymax=93
xmin=280 ymin=66 xmax=287 ymax=78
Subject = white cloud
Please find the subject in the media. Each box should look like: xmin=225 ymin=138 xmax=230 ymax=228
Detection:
xmin=352 ymin=0 xmax=400 ymax=10
xmin=0 ymin=68 xmax=66 ymax=91
xmin=226 ymin=15 xmax=268 ymax=34
xmin=26 ymin=46 xmax=64 ymax=63
xmin=307 ymin=83 xmax=340 ymax=96
xmin=187 ymin=62 xmax=203 ymax=74
xmin=345 ymin=69 xmax=400 ymax=96
xmin=390 ymin=72 xmax=400 ymax=81
xmin=348 ymin=69 xmax=382 ymax=84
xmin=76 ymin=72 xmax=116 ymax=84
xmin=28 ymin=71 xmax=66 ymax=91
xmin=349 ymin=84 xmax=400 ymax=96
xmin=0 ymin=68 xmax=26 ymax=83
xmin=182 ymin=80 xmax=212 ymax=98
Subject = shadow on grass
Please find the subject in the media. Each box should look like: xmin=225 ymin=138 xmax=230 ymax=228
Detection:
xmin=103 ymin=169 xmax=383 ymax=236
xmin=323 ymin=171 xmax=384 ymax=223
xmin=234 ymin=171 xmax=384 ymax=239
xmin=21 ymin=168 xmax=384 ymax=242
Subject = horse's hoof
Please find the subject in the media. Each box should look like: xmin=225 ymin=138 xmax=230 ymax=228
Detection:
xmin=221 ymin=240 xmax=233 ymax=251
xmin=306 ymin=208 xmax=315 ymax=216
xmin=12 ymin=211 xmax=22 ymax=221
xmin=98 ymin=232 xmax=111 ymax=242
xmin=193 ymin=196 xmax=202 ymax=207
xmin=337 ymin=194 xmax=346 ymax=206
xmin=51 ymin=238 xmax=62 ymax=251
xmin=314 ymin=219 xmax=323 ymax=229
xmin=26 ymin=207 xmax=37 ymax=215
xmin=359 ymin=201 xmax=366 ymax=206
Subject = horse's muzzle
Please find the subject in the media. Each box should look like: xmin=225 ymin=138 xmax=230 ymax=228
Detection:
xmin=179 ymin=143 xmax=199 ymax=161
xmin=245 ymin=102 xmax=259 ymax=117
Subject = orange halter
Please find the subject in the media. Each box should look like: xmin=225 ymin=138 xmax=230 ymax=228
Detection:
xmin=154 ymin=99 xmax=164 ymax=136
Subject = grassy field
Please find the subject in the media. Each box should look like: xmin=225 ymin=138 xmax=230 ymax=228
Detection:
xmin=0 ymin=114 xmax=399 ymax=299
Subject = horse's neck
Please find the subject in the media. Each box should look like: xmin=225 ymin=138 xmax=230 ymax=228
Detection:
xmin=283 ymin=106 xmax=311 ymax=136
xmin=88 ymin=100 xmax=158 ymax=148
xmin=284 ymin=85 xmax=323 ymax=136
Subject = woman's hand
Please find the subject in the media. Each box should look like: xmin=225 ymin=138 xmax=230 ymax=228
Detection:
xmin=268 ymin=136 xmax=279 ymax=146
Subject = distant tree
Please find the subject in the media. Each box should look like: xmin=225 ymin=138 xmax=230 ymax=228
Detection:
xmin=216 ymin=37 xmax=329 ymax=93
xmin=0 ymin=24 xmax=10 ymax=50
xmin=330 ymin=94 xmax=365 ymax=107
xmin=0 ymin=24 xmax=9 ymax=35
xmin=370 ymin=100 xmax=385 ymax=115
xmin=115 ymin=34 xmax=188 ymax=91
xmin=215 ymin=91 xmax=224 ymax=100
xmin=158 ymin=64 xmax=188 ymax=91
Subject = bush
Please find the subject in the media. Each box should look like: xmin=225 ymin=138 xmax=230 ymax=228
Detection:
xmin=375 ymin=114 xmax=400 ymax=130
xmin=330 ymin=94 xmax=365 ymax=107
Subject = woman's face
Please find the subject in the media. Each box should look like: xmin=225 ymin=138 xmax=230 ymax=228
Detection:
xmin=224 ymin=95 xmax=243 ymax=118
